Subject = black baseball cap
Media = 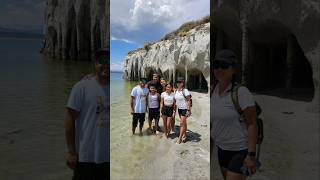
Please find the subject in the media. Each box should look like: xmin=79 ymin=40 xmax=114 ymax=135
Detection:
xmin=213 ymin=49 xmax=237 ymax=66
xmin=176 ymin=77 xmax=185 ymax=82
xmin=95 ymin=49 xmax=109 ymax=64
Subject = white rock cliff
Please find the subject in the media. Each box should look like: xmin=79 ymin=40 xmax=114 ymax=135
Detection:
xmin=123 ymin=23 xmax=210 ymax=93
xmin=42 ymin=0 xmax=109 ymax=60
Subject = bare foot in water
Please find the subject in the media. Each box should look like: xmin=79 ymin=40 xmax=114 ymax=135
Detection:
xmin=176 ymin=138 xmax=182 ymax=144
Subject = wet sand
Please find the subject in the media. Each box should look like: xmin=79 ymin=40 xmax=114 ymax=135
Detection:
xmin=211 ymin=94 xmax=320 ymax=180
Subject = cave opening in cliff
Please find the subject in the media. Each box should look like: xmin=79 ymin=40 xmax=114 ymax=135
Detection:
xmin=212 ymin=19 xmax=314 ymax=101
xmin=175 ymin=68 xmax=208 ymax=93
xmin=248 ymin=21 xmax=314 ymax=101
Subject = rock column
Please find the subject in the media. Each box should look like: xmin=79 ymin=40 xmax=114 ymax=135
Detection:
xmin=306 ymin=44 xmax=320 ymax=113
xmin=286 ymin=35 xmax=295 ymax=94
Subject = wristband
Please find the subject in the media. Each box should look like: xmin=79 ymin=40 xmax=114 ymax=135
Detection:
xmin=247 ymin=151 xmax=256 ymax=157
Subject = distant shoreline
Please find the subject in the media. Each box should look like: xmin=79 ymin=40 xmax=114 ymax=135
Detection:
xmin=111 ymin=71 xmax=123 ymax=74
xmin=0 ymin=37 xmax=42 ymax=41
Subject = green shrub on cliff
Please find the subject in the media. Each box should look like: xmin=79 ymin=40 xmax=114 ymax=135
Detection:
xmin=144 ymin=41 xmax=154 ymax=51
xmin=161 ymin=15 xmax=209 ymax=40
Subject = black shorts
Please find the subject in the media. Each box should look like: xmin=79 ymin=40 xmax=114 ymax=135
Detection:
xmin=149 ymin=108 xmax=160 ymax=120
xmin=161 ymin=106 xmax=173 ymax=117
xmin=132 ymin=113 xmax=145 ymax=127
xmin=217 ymin=146 xmax=248 ymax=174
xmin=178 ymin=109 xmax=187 ymax=116
xmin=73 ymin=162 xmax=109 ymax=180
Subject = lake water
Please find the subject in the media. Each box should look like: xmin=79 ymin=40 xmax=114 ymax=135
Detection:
xmin=0 ymin=38 xmax=93 ymax=179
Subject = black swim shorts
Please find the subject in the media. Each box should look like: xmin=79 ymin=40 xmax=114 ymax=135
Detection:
xmin=132 ymin=113 xmax=145 ymax=128
xmin=178 ymin=109 xmax=187 ymax=116
xmin=161 ymin=106 xmax=173 ymax=117
xmin=217 ymin=146 xmax=248 ymax=174
xmin=149 ymin=108 xmax=160 ymax=120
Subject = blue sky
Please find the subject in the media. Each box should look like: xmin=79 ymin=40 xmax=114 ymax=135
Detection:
xmin=110 ymin=39 xmax=139 ymax=72
xmin=110 ymin=0 xmax=210 ymax=72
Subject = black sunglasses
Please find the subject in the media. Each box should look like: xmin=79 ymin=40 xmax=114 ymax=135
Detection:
xmin=213 ymin=62 xmax=232 ymax=69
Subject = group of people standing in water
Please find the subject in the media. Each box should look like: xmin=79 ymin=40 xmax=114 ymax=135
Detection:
xmin=130 ymin=73 xmax=191 ymax=144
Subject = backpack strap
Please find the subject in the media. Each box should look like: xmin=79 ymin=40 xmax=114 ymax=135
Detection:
xmin=182 ymin=88 xmax=186 ymax=99
xmin=230 ymin=84 xmax=245 ymax=117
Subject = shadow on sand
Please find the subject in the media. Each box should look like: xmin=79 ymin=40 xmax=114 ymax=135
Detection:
xmin=140 ymin=125 xmax=202 ymax=143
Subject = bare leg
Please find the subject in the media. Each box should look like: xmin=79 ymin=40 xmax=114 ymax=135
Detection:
xmin=184 ymin=119 xmax=187 ymax=138
xmin=139 ymin=121 xmax=143 ymax=136
xmin=226 ymin=170 xmax=246 ymax=180
xmin=155 ymin=118 xmax=160 ymax=134
xmin=148 ymin=116 xmax=152 ymax=130
xmin=220 ymin=167 xmax=227 ymax=180
xmin=162 ymin=115 xmax=167 ymax=138
xmin=177 ymin=116 xmax=186 ymax=144
xmin=132 ymin=126 xmax=136 ymax=135
xmin=171 ymin=113 xmax=175 ymax=133
xmin=166 ymin=117 xmax=172 ymax=138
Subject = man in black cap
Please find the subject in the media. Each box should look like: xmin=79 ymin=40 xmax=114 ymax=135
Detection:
xmin=65 ymin=49 xmax=109 ymax=180
xmin=130 ymin=78 xmax=149 ymax=135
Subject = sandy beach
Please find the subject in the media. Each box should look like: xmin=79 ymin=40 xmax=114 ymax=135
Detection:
xmin=146 ymin=91 xmax=211 ymax=180
xmin=211 ymin=94 xmax=320 ymax=180
xmin=110 ymin=86 xmax=210 ymax=180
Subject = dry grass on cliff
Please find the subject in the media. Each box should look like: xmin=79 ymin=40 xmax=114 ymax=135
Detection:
xmin=127 ymin=41 xmax=155 ymax=55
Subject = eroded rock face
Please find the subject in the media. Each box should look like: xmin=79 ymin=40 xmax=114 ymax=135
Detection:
xmin=212 ymin=0 xmax=320 ymax=112
xmin=123 ymin=23 xmax=210 ymax=93
xmin=42 ymin=0 xmax=109 ymax=60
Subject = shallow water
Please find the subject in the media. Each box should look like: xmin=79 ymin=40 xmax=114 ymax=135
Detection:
xmin=0 ymin=38 xmax=93 ymax=179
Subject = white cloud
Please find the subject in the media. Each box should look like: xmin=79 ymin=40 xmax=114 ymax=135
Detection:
xmin=111 ymin=0 xmax=209 ymax=42
xmin=129 ymin=0 xmax=179 ymax=30
xmin=111 ymin=36 xmax=135 ymax=44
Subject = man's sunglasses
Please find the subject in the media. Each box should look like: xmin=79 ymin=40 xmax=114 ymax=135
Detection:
xmin=213 ymin=62 xmax=232 ymax=69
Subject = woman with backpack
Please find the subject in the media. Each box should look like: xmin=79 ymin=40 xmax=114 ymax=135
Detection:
xmin=174 ymin=77 xmax=191 ymax=144
xmin=212 ymin=49 xmax=258 ymax=179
